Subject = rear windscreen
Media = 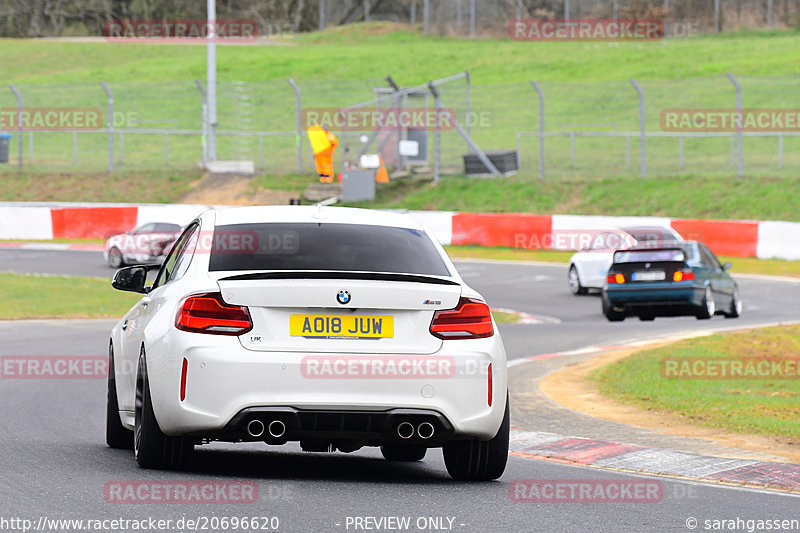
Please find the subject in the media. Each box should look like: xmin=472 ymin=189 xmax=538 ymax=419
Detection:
xmin=614 ymin=249 xmax=685 ymax=263
xmin=208 ymin=223 xmax=451 ymax=276
xmin=622 ymin=228 xmax=679 ymax=242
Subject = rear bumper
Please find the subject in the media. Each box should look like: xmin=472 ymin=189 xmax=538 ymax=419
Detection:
xmin=202 ymin=407 xmax=457 ymax=447
xmin=141 ymin=330 xmax=507 ymax=442
xmin=603 ymin=283 xmax=705 ymax=315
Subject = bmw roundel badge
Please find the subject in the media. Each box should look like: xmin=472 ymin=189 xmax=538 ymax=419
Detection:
xmin=336 ymin=290 xmax=351 ymax=305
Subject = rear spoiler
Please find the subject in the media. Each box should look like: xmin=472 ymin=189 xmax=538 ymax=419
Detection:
xmin=217 ymin=271 xmax=461 ymax=286
xmin=612 ymin=248 xmax=686 ymax=264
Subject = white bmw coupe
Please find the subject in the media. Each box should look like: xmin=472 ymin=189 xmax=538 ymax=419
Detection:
xmin=107 ymin=206 xmax=509 ymax=480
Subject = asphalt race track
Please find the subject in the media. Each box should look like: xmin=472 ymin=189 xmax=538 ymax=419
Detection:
xmin=1 ymin=249 xmax=799 ymax=532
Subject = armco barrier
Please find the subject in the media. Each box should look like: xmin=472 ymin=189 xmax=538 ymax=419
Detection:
xmin=0 ymin=202 xmax=798 ymax=261
xmin=452 ymin=213 xmax=552 ymax=248
xmin=669 ymin=218 xmax=759 ymax=258
xmin=51 ymin=206 xmax=139 ymax=239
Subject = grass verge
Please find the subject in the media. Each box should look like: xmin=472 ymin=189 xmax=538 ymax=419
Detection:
xmin=0 ymin=273 xmax=139 ymax=319
xmin=0 ymin=271 xmax=523 ymax=322
xmin=589 ymin=325 xmax=800 ymax=439
xmin=490 ymin=310 xmax=521 ymax=324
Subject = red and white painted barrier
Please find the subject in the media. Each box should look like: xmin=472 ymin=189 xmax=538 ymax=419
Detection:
xmin=1 ymin=202 xmax=798 ymax=261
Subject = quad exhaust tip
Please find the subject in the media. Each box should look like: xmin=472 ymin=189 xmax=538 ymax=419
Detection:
xmin=417 ymin=422 xmax=435 ymax=439
xmin=247 ymin=419 xmax=265 ymax=438
xmin=268 ymin=420 xmax=286 ymax=439
xmin=397 ymin=421 xmax=415 ymax=439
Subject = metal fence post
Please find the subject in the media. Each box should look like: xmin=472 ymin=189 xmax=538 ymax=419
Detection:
xmin=625 ymin=135 xmax=630 ymax=169
xmin=411 ymin=1 xmax=416 ymax=25
xmin=431 ymin=84 xmax=441 ymax=183
xmin=630 ymin=79 xmax=646 ymax=178
xmin=319 ymin=0 xmax=325 ymax=31
xmin=726 ymin=72 xmax=743 ymax=177
xmin=424 ymin=0 xmax=429 ymax=35
xmin=531 ymin=81 xmax=545 ymax=180
xmin=364 ymin=0 xmax=369 ymax=22
xmin=564 ymin=0 xmax=570 ymax=21
xmin=569 ymin=132 xmax=575 ymax=164
xmin=195 ymin=80 xmax=208 ymax=167
xmin=8 ymin=85 xmax=22 ymax=170
xmin=613 ymin=0 xmax=618 ymax=20
xmin=100 ymin=82 xmax=114 ymax=172
xmin=714 ymin=0 xmax=720 ymax=32
xmin=288 ymin=78 xmax=303 ymax=173
xmin=465 ymin=70 xmax=471 ymax=150
xmin=730 ymin=136 xmax=735 ymax=167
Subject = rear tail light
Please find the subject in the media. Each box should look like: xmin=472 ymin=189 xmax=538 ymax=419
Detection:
xmin=607 ymin=273 xmax=626 ymax=284
xmin=673 ymin=270 xmax=695 ymax=282
xmin=175 ymin=292 xmax=253 ymax=336
xmin=430 ymin=297 xmax=494 ymax=340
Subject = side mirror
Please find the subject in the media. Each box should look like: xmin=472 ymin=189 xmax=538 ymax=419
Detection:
xmin=722 ymin=262 xmax=732 ymax=271
xmin=112 ymin=265 xmax=157 ymax=294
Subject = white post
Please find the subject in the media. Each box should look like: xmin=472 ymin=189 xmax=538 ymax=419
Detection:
xmin=469 ymin=0 xmax=476 ymax=37
xmin=767 ymin=0 xmax=774 ymax=27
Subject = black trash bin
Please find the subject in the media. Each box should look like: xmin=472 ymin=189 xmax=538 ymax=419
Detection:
xmin=0 ymin=133 xmax=12 ymax=163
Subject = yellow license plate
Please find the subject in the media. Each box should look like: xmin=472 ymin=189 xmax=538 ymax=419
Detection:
xmin=290 ymin=314 xmax=394 ymax=338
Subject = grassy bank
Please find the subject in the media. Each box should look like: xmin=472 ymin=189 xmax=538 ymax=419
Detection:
xmin=0 ymin=169 xmax=201 ymax=203
xmin=3 ymin=27 xmax=800 ymax=85
xmin=346 ymin=175 xmax=800 ymax=222
xmin=1 ymin=28 xmax=799 ymax=174
xmin=589 ymin=325 xmax=800 ymax=439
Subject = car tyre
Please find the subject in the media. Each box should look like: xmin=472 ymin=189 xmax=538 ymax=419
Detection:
xmin=108 ymin=247 xmax=124 ymax=268
xmin=696 ymin=286 xmax=716 ymax=320
xmin=602 ymin=299 xmax=625 ymax=322
xmin=380 ymin=445 xmax=427 ymax=462
xmin=723 ymin=287 xmax=742 ymax=319
xmin=568 ymin=266 xmax=588 ymax=295
xmin=443 ymin=395 xmax=509 ymax=481
xmin=134 ymin=350 xmax=192 ymax=470
xmin=106 ymin=342 xmax=133 ymax=450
